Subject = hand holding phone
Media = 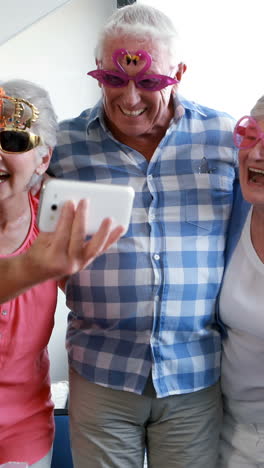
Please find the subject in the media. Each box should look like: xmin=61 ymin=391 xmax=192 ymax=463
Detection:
xmin=37 ymin=179 xmax=135 ymax=235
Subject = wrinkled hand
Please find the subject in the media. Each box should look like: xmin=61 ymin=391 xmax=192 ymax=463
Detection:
xmin=24 ymin=199 xmax=124 ymax=284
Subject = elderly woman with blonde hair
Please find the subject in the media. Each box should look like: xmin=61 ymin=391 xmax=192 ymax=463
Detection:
xmin=218 ymin=95 xmax=264 ymax=467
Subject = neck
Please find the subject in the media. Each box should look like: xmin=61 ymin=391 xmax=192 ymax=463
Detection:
xmin=110 ymin=130 xmax=168 ymax=161
xmin=0 ymin=192 xmax=32 ymax=255
xmin=105 ymin=99 xmax=174 ymax=161
xmin=0 ymin=191 xmax=30 ymax=226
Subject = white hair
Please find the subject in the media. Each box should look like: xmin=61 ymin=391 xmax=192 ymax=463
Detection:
xmin=95 ymin=4 xmax=180 ymax=66
xmin=1 ymin=79 xmax=58 ymax=158
xmin=251 ymin=95 xmax=264 ymax=120
xmin=1 ymin=79 xmax=58 ymax=188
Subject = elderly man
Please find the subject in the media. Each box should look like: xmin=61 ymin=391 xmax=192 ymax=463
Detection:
xmin=48 ymin=4 xmax=237 ymax=468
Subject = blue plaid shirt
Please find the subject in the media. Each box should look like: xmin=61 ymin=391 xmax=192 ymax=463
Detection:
xmin=49 ymin=95 xmax=237 ymax=397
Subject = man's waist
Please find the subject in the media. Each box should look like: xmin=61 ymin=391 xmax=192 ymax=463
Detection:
xmin=66 ymin=328 xmax=221 ymax=360
xmin=67 ymin=338 xmax=221 ymax=398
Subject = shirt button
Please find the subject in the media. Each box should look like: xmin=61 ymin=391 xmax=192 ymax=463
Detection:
xmin=154 ymin=295 xmax=160 ymax=302
xmin=149 ymin=214 xmax=156 ymax=221
xmin=147 ymin=175 xmax=153 ymax=181
xmin=153 ymin=254 xmax=160 ymax=261
xmin=1 ymin=310 xmax=7 ymax=316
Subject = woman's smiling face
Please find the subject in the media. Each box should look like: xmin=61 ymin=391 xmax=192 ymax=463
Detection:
xmin=239 ymin=119 xmax=264 ymax=207
xmin=0 ymin=148 xmax=39 ymax=200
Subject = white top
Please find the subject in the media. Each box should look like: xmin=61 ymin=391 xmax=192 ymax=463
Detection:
xmin=220 ymin=207 xmax=264 ymax=423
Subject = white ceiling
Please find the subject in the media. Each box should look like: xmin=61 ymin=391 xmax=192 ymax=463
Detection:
xmin=0 ymin=0 xmax=71 ymax=46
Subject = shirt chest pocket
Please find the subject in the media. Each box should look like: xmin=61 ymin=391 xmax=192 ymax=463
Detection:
xmin=183 ymin=173 xmax=234 ymax=232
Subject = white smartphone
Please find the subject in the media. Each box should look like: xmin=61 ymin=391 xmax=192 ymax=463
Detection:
xmin=37 ymin=179 xmax=135 ymax=235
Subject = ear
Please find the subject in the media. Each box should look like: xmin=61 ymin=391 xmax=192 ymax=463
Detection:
xmin=95 ymin=59 xmax=103 ymax=88
xmin=35 ymin=147 xmax=53 ymax=175
xmin=176 ymin=62 xmax=187 ymax=82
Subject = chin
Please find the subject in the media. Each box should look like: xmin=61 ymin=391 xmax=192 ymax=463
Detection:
xmin=242 ymin=189 xmax=264 ymax=206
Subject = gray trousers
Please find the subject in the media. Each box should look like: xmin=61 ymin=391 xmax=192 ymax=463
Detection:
xmin=218 ymin=410 xmax=264 ymax=467
xmin=69 ymin=368 xmax=221 ymax=468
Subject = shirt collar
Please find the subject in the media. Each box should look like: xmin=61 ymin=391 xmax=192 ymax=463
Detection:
xmin=174 ymin=94 xmax=208 ymax=118
xmin=86 ymin=99 xmax=104 ymax=130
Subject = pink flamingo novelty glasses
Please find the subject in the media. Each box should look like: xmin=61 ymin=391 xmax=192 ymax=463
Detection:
xmin=233 ymin=116 xmax=264 ymax=149
xmin=87 ymin=48 xmax=178 ymax=92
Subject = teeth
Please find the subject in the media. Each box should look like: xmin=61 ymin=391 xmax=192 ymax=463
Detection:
xmin=249 ymin=168 xmax=264 ymax=175
xmin=121 ymin=108 xmax=145 ymax=116
xmin=0 ymin=171 xmax=9 ymax=183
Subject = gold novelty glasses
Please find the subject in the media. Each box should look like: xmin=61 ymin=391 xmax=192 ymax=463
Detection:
xmin=0 ymin=89 xmax=42 ymax=154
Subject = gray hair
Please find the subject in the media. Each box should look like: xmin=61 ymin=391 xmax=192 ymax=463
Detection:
xmin=95 ymin=4 xmax=180 ymax=66
xmin=1 ymin=79 xmax=58 ymax=159
xmin=1 ymin=79 xmax=58 ymax=188
xmin=251 ymin=95 xmax=264 ymax=120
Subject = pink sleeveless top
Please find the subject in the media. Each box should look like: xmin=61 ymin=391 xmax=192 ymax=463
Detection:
xmin=0 ymin=193 xmax=58 ymax=464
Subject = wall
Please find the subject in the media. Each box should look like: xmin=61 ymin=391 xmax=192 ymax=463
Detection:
xmin=0 ymin=0 xmax=116 ymax=382
xmin=0 ymin=0 xmax=116 ymax=121
xmin=138 ymin=0 xmax=263 ymax=119
xmin=0 ymin=0 xmax=71 ymax=46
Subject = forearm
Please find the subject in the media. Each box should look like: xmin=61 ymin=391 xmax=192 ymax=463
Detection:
xmin=58 ymin=276 xmax=68 ymax=292
xmin=0 ymin=200 xmax=124 ymax=303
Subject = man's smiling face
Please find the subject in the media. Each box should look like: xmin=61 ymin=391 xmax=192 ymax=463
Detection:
xmin=100 ymin=35 xmax=177 ymax=144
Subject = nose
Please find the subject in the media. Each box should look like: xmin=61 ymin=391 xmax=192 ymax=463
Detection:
xmin=122 ymin=80 xmax=141 ymax=106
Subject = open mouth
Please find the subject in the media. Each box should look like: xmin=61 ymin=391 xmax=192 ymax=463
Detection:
xmin=0 ymin=171 xmax=10 ymax=184
xmin=248 ymin=167 xmax=264 ymax=185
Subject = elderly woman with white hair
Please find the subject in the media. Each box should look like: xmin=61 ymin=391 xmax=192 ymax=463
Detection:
xmin=0 ymin=80 xmax=123 ymax=467
xmin=217 ymin=95 xmax=264 ymax=468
